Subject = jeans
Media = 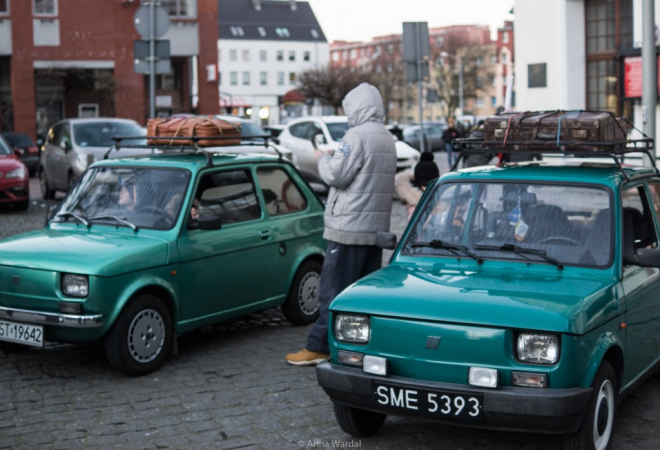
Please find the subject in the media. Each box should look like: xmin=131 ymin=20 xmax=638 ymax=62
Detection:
xmin=445 ymin=143 xmax=455 ymax=167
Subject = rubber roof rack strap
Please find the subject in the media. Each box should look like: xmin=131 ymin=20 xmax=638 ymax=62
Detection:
xmin=169 ymin=117 xmax=191 ymax=147
xmin=556 ymin=110 xmax=583 ymax=146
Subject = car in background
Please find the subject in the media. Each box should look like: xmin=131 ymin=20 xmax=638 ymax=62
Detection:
xmin=0 ymin=145 xmax=325 ymax=375
xmin=39 ymin=118 xmax=148 ymax=199
xmin=263 ymin=124 xmax=285 ymax=138
xmin=277 ymin=116 xmax=420 ymax=182
xmin=0 ymin=135 xmax=29 ymax=211
xmin=403 ymin=122 xmax=448 ymax=151
xmin=1 ymin=132 xmax=39 ymax=176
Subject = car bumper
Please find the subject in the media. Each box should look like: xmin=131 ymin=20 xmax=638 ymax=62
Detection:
xmin=19 ymin=155 xmax=40 ymax=171
xmin=0 ymin=180 xmax=29 ymax=203
xmin=0 ymin=305 xmax=104 ymax=329
xmin=316 ymin=362 xmax=592 ymax=434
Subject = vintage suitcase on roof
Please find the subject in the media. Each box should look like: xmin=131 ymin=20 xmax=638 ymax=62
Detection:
xmin=483 ymin=110 xmax=629 ymax=150
xmin=147 ymin=116 xmax=241 ymax=147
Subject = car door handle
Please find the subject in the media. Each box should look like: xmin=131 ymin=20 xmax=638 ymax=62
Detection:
xmin=258 ymin=229 xmax=272 ymax=240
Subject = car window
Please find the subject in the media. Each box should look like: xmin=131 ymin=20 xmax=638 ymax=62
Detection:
xmin=403 ymin=127 xmax=419 ymax=139
xmin=256 ymin=167 xmax=307 ymax=216
xmin=61 ymin=125 xmax=72 ymax=149
xmin=326 ymin=122 xmax=349 ymax=141
xmin=305 ymin=123 xmax=323 ymax=140
xmin=48 ymin=124 xmax=63 ymax=145
xmin=622 ymin=185 xmax=657 ymax=251
xmin=2 ymin=133 xmax=33 ymax=147
xmin=289 ymin=122 xmax=310 ymax=139
xmin=0 ymin=137 xmax=10 ymax=155
xmin=193 ymin=169 xmax=260 ymax=225
xmin=404 ymin=182 xmax=613 ymax=267
xmin=73 ymin=121 xmax=146 ymax=147
xmin=647 ymin=182 xmax=660 ymax=229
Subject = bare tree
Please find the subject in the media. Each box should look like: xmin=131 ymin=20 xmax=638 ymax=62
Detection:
xmin=371 ymin=49 xmax=406 ymax=122
xmin=298 ymin=64 xmax=374 ymax=114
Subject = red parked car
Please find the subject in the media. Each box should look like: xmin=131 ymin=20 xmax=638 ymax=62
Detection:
xmin=0 ymin=132 xmax=39 ymax=176
xmin=0 ymin=135 xmax=29 ymax=211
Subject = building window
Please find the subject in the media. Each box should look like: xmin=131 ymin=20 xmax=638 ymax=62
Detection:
xmin=475 ymin=57 xmax=483 ymax=67
xmin=260 ymin=72 xmax=267 ymax=86
xmin=491 ymin=96 xmax=497 ymax=107
xmin=275 ymin=27 xmax=290 ymax=38
xmin=230 ymin=72 xmax=237 ymax=86
xmin=476 ymin=77 xmax=484 ymax=87
xmin=230 ymin=26 xmax=244 ymax=37
xmin=435 ymin=36 xmax=445 ymax=46
xmin=491 ymin=75 xmax=497 ymax=86
xmin=156 ymin=61 xmax=183 ymax=89
xmin=491 ymin=54 xmax=498 ymax=65
xmin=243 ymin=72 xmax=250 ymax=85
xmin=502 ymin=32 xmax=509 ymax=44
xmin=349 ymin=49 xmax=357 ymax=59
xmin=161 ymin=0 xmax=197 ymax=18
xmin=0 ymin=0 xmax=8 ymax=14
xmin=475 ymin=97 xmax=484 ymax=108
xmin=289 ymin=51 xmax=295 ymax=62
xmin=277 ymin=51 xmax=284 ymax=62
xmin=387 ymin=44 xmax=394 ymax=53
xmin=502 ymin=53 xmax=507 ymax=63
xmin=257 ymin=27 xmax=266 ymax=37
xmin=260 ymin=50 xmax=267 ymax=62
xmin=33 ymin=0 xmax=56 ymax=15
xmin=310 ymin=29 xmax=319 ymax=38
xmin=242 ymin=50 xmax=250 ymax=62
xmin=332 ymin=52 xmax=339 ymax=62
xmin=277 ymin=72 xmax=284 ymax=85
xmin=289 ymin=72 xmax=296 ymax=85
xmin=587 ymin=59 xmax=618 ymax=112
xmin=229 ymin=50 xmax=237 ymax=62
xmin=303 ymin=51 xmax=310 ymax=62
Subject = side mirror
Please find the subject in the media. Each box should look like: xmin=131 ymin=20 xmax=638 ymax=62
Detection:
xmin=196 ymin=215 xmax=222 ymax=231
xmin=376 ymin=231 xmax=398 ymax=250
xmin=627 ymin=248 xmax=660 ymax=267
xmin=311 ymin=132 xmax=326 ymax=150
xmin=13 ymin=147 xmax=24 ymax=155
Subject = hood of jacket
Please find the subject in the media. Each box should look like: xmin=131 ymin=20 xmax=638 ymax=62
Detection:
xmin=343 ymin=83 xmax=385 ymax=128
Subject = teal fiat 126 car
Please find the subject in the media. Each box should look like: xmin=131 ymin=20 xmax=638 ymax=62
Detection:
xmin=317 ymin=116 xmax=660 ymax=450
xmin=0 ymin=135 xmax=325 ymax=375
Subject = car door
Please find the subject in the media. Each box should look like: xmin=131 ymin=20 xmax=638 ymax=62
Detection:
xmin=620 ymin=183 xmax=660 ymax=384
xmin=42 ymin=123 xmax=62 ymax=185
xmin=289 ymin=121 xmax=318 ymax=176
xmin=177 ymin=167 xmax=277 ymax=320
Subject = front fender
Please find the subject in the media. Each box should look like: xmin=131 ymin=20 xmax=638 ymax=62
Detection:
xmin=285 ymin=244 xmax=326 ymax=293
xmin=580 ymin=325 xmax=625 ymax=389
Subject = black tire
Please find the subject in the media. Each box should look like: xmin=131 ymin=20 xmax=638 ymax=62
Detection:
xmin=14 ymin=201 xmax=29 ymax=211
xmin=105 ymin=294 xmax=172 ymax=376
xmin=564 ymin=360 xmax=617 ymax=450
xmin=39 ymin=168 xmax=54 ymax=200
xmin=282 ymin=260 xmax=322 ymax=325
xmin=333 ymin=402 xmax=387 ymax=437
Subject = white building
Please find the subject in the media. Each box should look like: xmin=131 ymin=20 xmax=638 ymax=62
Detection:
xmin=218 ymin=0 xmax=329 ymax=125
xmin=515 ymin=0 xmax=660 ymax=140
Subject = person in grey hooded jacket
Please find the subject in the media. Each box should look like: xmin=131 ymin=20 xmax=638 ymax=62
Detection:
xmin=286 ymin=83 xmax=397 ymax=366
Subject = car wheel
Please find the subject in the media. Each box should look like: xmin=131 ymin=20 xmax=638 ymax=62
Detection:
xmin=564 ymin=360 xmax=617 ymax=450
xmin=333 ymin=402 xmax=387 ymax=437
xmin=14 ymin=201 xmax=29 ymax=211
xmin=105 ymin=294 xmax=172 ymax=376
xmin=282 ymin=260 xmax=321 ymax=325
xmin=39 ymin=168 xmax=54 ymax=200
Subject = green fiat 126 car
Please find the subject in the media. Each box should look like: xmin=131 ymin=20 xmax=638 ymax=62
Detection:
xmin=317 ymin=120 xmax=660 ymax=449
xmin=0 ymin=136 xmax=325 ymax=376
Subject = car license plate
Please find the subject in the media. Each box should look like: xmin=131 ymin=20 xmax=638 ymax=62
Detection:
xmin=374 ymin=382 xmax=483 ymax=420
xmin=0 ymin=320 xmax=44 ymax=347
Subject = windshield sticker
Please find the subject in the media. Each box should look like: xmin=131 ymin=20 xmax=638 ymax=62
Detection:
xmin=337 ymin=140 xmax=351 ymax=157
xmin=515 ymin=219 xmax=529 ymax=241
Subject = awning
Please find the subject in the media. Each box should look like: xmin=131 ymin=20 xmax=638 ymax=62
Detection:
xmin=281 ymin=89 xmax=305 ymax=104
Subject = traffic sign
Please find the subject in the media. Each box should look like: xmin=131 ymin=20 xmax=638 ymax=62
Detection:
xmin=134 ymin=59 xmax=171 ymax=74
xmin=134 ymin=5 xmax=170 ymax=39
xmin=134 ymin=40 xmax=170 ymax=60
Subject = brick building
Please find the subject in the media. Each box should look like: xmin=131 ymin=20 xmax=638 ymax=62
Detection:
xmin=0 ymin=0 xmax=219 ymax=141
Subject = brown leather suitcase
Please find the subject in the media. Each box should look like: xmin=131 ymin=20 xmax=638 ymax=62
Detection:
xmin=483 ymin=111 xmax=628 ymax=149
xmin=147 ymin=116 xmax=241 ymax=147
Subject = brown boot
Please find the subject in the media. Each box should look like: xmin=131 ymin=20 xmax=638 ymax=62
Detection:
xmin=285 ymin=349 xmax=329 ymax=366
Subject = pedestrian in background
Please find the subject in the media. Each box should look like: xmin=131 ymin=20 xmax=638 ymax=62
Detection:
xmin=394 ymin=151 xmax=440 ymax=221
xmin=442 ymin=118 xmax=460 ymax=167
xmin=286 ymin=83 xmax=397 ymax=366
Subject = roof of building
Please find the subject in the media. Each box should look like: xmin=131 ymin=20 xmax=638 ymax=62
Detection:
xmin=218 ymin=0 xmax=327 ymax=43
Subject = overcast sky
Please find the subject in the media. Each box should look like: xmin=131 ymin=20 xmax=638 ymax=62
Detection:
xmin=306 ymin=0 xmax=515 ymax=43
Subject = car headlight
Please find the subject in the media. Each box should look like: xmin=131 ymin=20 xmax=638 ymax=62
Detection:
xmin=517 ymin=333 xmax=560 ymax=364
xmin=335 ymin=314 xmax=370 ymax=343
xmin=61 ymin=274 xmax=89 ymax=298
xmin=5 ymin=167 xmax=26 ymax=179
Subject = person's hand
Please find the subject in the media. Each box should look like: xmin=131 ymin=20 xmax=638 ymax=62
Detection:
xmin=315 ymin=149 xmax=333 ymax=159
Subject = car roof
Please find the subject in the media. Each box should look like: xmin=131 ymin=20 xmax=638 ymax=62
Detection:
xmin=287 ymin=116 xmax=347 ymax=126
xmin=55 ymin=117 xmax=141 ymax=125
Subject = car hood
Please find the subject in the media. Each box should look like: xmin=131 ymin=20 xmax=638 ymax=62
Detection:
xmin=0 ymin=153 xmax=24 ymax=170
xmin=330 ymin=264 xmax=620 ymax=335
xmin=0 ymin=228 xmax=170 ymax=276
xmin=394 ymin=140 xmax=420 ymax=158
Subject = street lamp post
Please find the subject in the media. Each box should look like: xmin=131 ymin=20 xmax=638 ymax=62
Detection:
xmin=440 ymin=51 xmax=464 ymax=116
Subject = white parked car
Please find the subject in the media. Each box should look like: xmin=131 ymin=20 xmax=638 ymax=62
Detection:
xmin=276 ymin=116 xmax=420 ymax=183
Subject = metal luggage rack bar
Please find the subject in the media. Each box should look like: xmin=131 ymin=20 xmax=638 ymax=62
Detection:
xmin=104 ymin=134 xmax=280 ymax=167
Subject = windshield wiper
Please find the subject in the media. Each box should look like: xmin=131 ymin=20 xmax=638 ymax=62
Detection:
xmin=54 ymin=211 xmax=89 ymax=227
xmin=411 ymin=239 xmax=483 ymax=264
xmin=88 ymin=215 xmax=139 ymax=232
xmin=473 ymin=244 xmax=563 ymax=270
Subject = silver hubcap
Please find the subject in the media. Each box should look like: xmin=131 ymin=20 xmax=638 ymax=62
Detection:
xmin=593 ymin=379 xmax=614 ymax=450
xmin=127 ymin=309 xmax=165 ymax=363
xmin=298 ymin=271 xmax=320 ymax=315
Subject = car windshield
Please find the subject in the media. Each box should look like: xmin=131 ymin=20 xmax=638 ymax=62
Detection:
xmin=0 ymin=137 xmax=10 ymax=155
xmin=326 ymin=122 xmax=349 ymax=141
xmin=73 ymin=122 xmax=146 ymax=147
xmin=403 ymin=182 xmax=613 ymax=268
xmin=54 ymin=166 xmax=191 ymax=230
xmin=2 ymin=133 xmax=33 ymax=147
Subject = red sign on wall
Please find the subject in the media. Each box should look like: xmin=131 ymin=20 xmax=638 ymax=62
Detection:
xmin=623 ymin=55 xmax=660 ymax=98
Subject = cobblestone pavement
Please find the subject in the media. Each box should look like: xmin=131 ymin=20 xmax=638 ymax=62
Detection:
xmin=1 ymin=172 xmax=660 ymax=449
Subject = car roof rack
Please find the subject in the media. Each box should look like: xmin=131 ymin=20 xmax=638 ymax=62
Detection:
xmin=452 ymin=116 xmax=656 ymax=180
xmin=104 ymin=134 xmax=282 ymax=167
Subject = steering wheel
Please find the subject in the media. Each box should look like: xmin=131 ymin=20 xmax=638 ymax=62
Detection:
xmin=538 ymin=236 xmax=581 ymax=246
xmin=141 ymin=206 xmax=175 ymax=227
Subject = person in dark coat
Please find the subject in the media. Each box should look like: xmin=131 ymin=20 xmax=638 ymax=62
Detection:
xmin=442 ymin=118 xmax=460 ymax=167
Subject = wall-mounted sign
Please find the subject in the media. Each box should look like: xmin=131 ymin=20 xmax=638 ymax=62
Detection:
xmin=528 ymin=63 xmax=547 ymax=88
xmin=623 ymin=55 xmax=660 ymax=98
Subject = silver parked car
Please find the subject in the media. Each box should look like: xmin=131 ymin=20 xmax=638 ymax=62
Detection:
xmin=39 ymin=118 xmax=148 ymax=199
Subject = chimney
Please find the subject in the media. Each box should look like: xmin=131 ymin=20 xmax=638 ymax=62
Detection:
xmin=252 ymin=0 xmax=261 ymax=10
xmin=289 ymin=0 xmax=297 ymax=11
